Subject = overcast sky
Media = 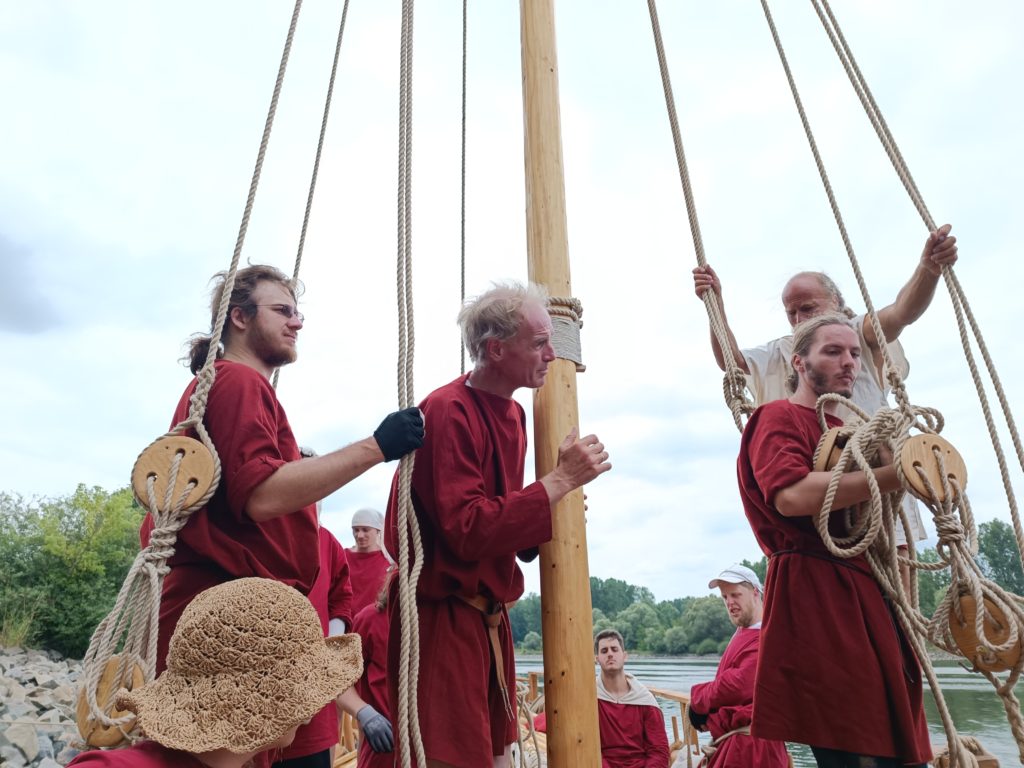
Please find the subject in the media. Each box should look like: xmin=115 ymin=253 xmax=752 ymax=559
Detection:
xmin=2 ymin=2 xmax=1023 ymax=601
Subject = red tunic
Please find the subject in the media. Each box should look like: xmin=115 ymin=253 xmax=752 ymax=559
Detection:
xmin=384 ymin=375 xmax=552 ymax=768
xmin=597 ymin=699 xmax=670 ymax=768
xmin=737 ymin=400 xmax=930 ymax=762
xmin=689 ymin=627 xmax=787 ymax=768
xmin=347 ymin=549 xmax=390 ymax=614
xmin=279 ymin=528 xmax=352 ymax=762
xmin=352 ymin=602 xmax=391 ymax=768
xmin=140 ymin=360 xmax=320 ymax=673
xmin=66 ymin=741 xmax=206 ymax=767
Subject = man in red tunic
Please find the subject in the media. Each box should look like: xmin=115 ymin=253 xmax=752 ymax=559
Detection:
xmin=688 ymin=564 xmax=787 ymax=768
xmin=140 ymin=265 xmax=423 ymax=768
xmin=351 ymin=571 xmax=393 ymax=768
xmin=593 ymin=629 xmax=670 ymax=768
xmin=347 ymin=507 xmax=391 ymax=613
xmin=277 ymin=524 xmax=353 ymax=766
xmin=737 ymin=313 xmax=931 ymax=768
xmin=385 ymin=281 xmax=612 ymax=768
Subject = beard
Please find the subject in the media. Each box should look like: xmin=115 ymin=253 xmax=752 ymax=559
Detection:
xmin=805 ymin=360 xmax=852 ymax=399
xmin=250 ymin=321 xmax=297 ymax=369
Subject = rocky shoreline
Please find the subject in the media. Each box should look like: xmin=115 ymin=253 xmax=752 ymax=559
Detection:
xmin=1 ymin=647 xmax=84 ymax=767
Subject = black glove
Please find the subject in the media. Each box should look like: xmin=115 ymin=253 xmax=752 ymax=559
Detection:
xmin=356 ymin=705 xmax=394 ymax=752
xmin=688 ymin=705 xmax=709 ymax=731
xmin=374 ymin=407 xmax=425 ymax=461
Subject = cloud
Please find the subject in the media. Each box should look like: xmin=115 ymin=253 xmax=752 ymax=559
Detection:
xmin=0 ymin=236 xmax=63 ymax=333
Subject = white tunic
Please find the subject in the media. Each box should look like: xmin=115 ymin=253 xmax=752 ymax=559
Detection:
xmin=742 ymin=314 xmax=926 ymax=543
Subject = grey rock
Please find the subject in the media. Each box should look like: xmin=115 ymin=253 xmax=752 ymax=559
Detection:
xmin=0 ymin=744 xmax=27 ymax=767
xmin=36 ymin=731 xmax=55 ymax=760
xmin=51 ymin=684 xmax=75 ymax=705
xmin=57 ymin=744 xmax=82 ymax=764
xmin=38 ymin=759 xmax=63 ymax=768
xmin=3 ymin=722 xmax=39 ymax=761
xmin=4 ymin=701 xmax=36 ymax=719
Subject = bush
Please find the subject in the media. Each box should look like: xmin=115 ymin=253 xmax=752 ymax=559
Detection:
xmin=0 ymin=486 xmax=144 ymax=657
xmin=694 ymin=638 xmax=720 ymax=655
xmin=521 ymin=631 xmax=543 ymax=652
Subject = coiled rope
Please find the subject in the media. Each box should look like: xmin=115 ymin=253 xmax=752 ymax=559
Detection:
xmin=80 ymin=0 xmax=306 ymax=739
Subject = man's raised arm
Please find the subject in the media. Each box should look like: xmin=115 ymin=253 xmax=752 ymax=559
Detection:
xmin=868 ymin=223 xmax=959 ymax=349
xmin=692 ymin=264 xmax=750 ymax=374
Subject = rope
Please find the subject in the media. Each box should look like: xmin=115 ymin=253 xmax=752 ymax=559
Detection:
xmin=757 ymin=2 xmax=1024 ymax=761
xmin=808 ymin=0 xmax=1024 ymax=598
xmin=79 ymin=0 xmax=306 ymax=737
xmin=548 ymin=296 xmax=585 ymax=371
xmin=392 ymin=2 xmax=427 ymax=767
xmin=460 ymin=0 xmax=468 ymax=375
xmin=644 ymin=0 xmax=755 ymax=433
xmin=273 ymin=0 xmax=354 ymax=390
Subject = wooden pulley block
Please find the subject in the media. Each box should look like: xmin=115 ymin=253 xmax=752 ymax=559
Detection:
xmin=131 ymin=435 xmax=216 ymax=510
xmin=75 ymin=655 xmax=146 ymax=747
xmin=814 ymin=428 xmax=846 ymax=472
xmin=899 ymin=434 xmax=967 ymax=503
xmin=948 ymin=593 xmax=1021 ymax=673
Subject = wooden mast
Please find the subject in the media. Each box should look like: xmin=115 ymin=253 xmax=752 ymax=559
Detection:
xmin=520 ymin=2 xmax=601 ymax=766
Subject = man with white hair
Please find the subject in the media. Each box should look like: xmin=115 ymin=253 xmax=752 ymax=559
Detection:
xmin=693 ymin=225 xmax=960 ymax=559
xmin=688 ymin=564 xmax=787 ymax=768
xmin=348 ymin=507 xmax=390 ymax=613
xmin=385 ymin=281 xmax=612 ymax=768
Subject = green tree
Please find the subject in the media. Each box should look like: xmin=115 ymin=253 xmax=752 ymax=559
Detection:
xmin=614 ymin=601 xmax=661 ymax=651
xmin=740 ymin=556 xmax=768 ymax=585
xmin=509 ymin=593 xmax=543 ymax=644
xmin=661 ymin=626 xmax=688 ymax=655
xmin=0 ymin=486 xmax=144 ymax=657
xmin=521 ymin=631 xmax=542 ymax=652
xmin=977 ymin=519 xmax=1024 ymax=594
xmin=590 ymin=576 xmax=637 ymax=616
xmin=680 ymin=596 xmax=732 ymax=654
xmin=915 ymin=547 xmax=951 ymax=618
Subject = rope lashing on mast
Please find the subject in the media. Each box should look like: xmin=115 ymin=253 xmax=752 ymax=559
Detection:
xmin=391 ymin=2 xmax=428 ymax=767
xmin=77 ymin=0 xmax=306 ymax=747
xmin=761 ymin=1 xmax=1024 ymax=763
xmin=548 ymin=296 xmax=585 ymax=372
xmin=644 ymin=0 xmax=755 ymax=434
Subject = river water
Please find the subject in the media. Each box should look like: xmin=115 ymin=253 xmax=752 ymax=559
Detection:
xmin=515 ymin=655 xmax=1019 ymax=766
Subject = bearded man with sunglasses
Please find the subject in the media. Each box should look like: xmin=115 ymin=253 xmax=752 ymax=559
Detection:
xmin=141 ymin=266 xmax=424 ymax=702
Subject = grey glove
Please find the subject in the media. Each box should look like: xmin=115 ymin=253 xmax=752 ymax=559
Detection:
xmin=374 ymin=407 xmax=424 ymax=462
xmin=356 ymin=704 xmax=393 ymax=753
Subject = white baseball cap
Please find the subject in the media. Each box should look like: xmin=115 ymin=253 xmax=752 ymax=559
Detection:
xmin=708 ymin=564 xmax=763 ymax=593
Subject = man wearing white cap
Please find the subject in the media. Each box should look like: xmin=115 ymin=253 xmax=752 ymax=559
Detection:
xmin=348 ymin=507 xmax=390 ymax=614
xmin=688 ymin=564 xmax=787 ymax=768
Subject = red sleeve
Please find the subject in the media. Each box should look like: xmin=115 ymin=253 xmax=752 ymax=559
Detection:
xmin=747 ymin=404 xmax=815 ymax=506
xmin=426 ymin=396 xmax=551 ymax=559
xmin=326 ymin=533 xmax=354 ymax=627
xmin=689 ymin=637 xmax=758 ymax=714
xmin=706 ymin=704 xmax=753 ymax=739
xmin=204 ymin=364 xmax=290 ymax=520
xmin=642 ymin=704 xmax=671 ymax=768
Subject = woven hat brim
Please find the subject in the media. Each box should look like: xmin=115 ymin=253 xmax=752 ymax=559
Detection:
xmin=118 ymin=633 xmax=362 ymax=754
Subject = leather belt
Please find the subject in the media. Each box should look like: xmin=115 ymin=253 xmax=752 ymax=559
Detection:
xmin=456 ymin=594 xmax=515 ymax=720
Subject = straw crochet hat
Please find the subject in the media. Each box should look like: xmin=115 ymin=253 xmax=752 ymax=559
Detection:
xmin=116 ymin=577 xmax=362 ymax=754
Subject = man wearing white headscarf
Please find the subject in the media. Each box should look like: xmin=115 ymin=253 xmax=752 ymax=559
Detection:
xmin=348 ymin=507 xmax=390 ymax=613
